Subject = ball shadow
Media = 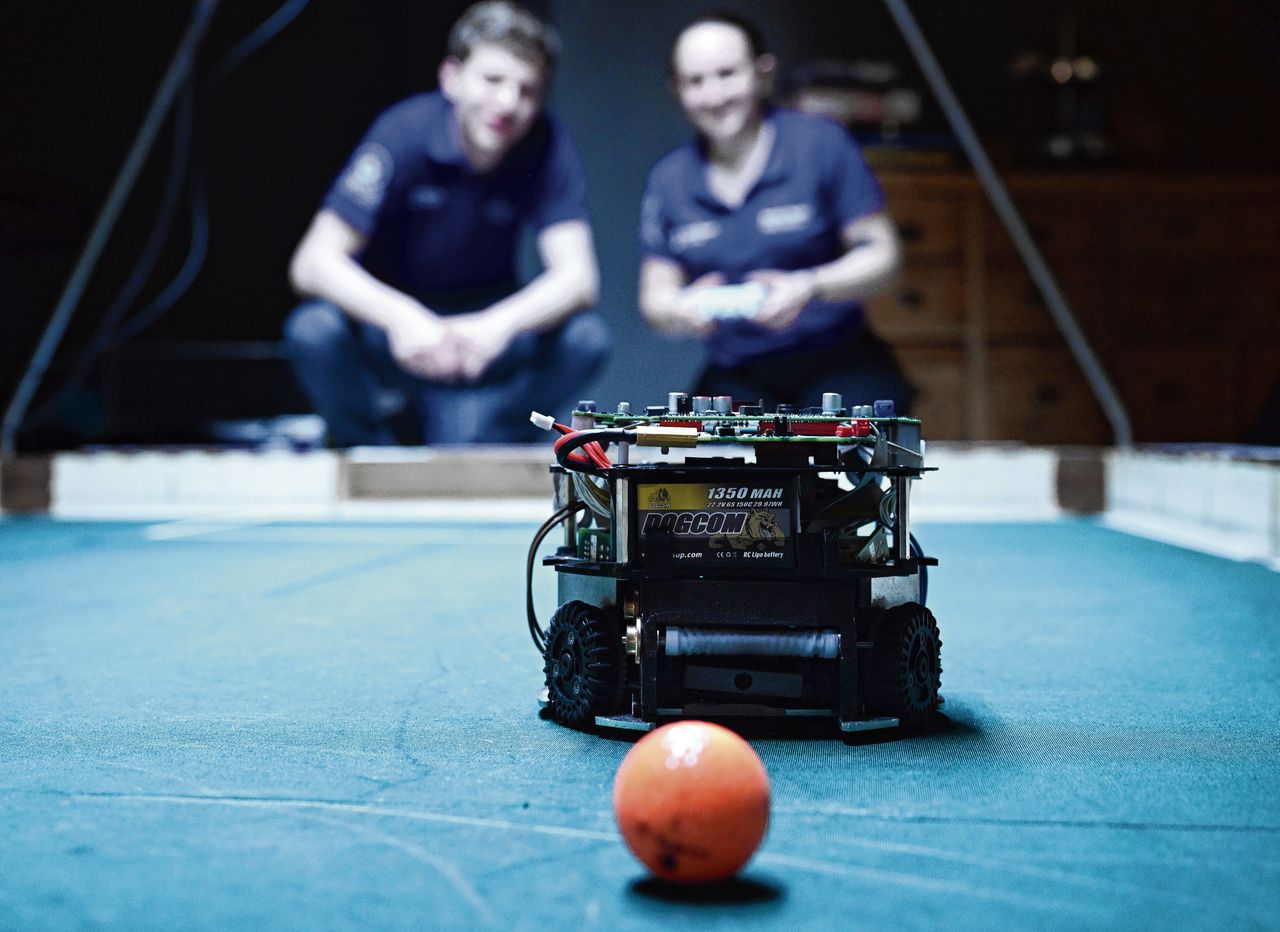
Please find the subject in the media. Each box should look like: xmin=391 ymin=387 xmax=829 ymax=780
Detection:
xmin=629 ymin=874 xmax=785 ymax=906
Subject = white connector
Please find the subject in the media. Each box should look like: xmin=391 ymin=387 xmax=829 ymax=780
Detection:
xmin=529 ymin=411 xmax=556 ymax=431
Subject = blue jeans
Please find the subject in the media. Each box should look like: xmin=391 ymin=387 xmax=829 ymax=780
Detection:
xmin=283 ymin=301 xmax=610 ymax=446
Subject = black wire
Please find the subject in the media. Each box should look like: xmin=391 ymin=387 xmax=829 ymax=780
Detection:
xmin=102 ymin=0 xmax=310 ymax=350
xmin=208 ymin=0 xmax=310 ymax=87
xmin=107 ymin=149 xmax=209 ymax=347
xmin=27 ymin=0 xmax=312 ymax=431
xmin=526 ymin=501 xmax=587 ymax=654
xmin=23 ymin=83 xmax=196 ymax=429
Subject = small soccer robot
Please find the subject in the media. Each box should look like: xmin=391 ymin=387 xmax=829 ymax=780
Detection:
xmin=526 ymin=392 xmax=941 ymax=738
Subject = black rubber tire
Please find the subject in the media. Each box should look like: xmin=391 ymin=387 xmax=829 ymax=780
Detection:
xmin=543 ymin=601 xmax=626 ymax=727
xmin=867 ymin=602 xmax=942 ymax=728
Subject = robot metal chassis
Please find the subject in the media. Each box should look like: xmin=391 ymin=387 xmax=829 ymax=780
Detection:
xmin=534 ymin=399 xmax=942 ymax=738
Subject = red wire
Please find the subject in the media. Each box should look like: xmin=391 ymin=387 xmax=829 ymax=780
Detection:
xmin=553 ymin=432 xmax=609 ymax=469
xmin=585 ymin=441 xmax=611 ymax=469
xmin=552 ymin=421 xmax=610 ymax=468
xmin=552 ymin=424 xmax=612 ymax=469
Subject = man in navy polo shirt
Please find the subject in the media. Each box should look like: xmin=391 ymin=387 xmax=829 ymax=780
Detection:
xmin=639 ymin=13 xmax=912 ymax=413
xmin=285 ymin=1 xmax=607 ymax=445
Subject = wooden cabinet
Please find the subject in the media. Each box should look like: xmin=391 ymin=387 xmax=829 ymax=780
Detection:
xmin=867 ymin=171 xmax=1280 ymax=443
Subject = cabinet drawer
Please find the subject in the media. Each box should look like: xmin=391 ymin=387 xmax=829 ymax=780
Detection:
xmin=1229 ymin=201 xmax=1280 ymax=261
xmin=984 ymin=196 xmax=1113 ymax=266
xmin=865 ymin=264 xmax=966 ymax=340
xmin=1120 ymin=197 xmax=1236 ymax=257
xmin=1233 ymin=268 xmax=1280 ymax=336
xmin=983 ymin=268 xmax=1110 ymax=341
xmin=895 ymin=345 xmax=967 ymax=440
xmin=986 ymin=345 xmax=1109 ymax=444
xmin=885 ymin=195 xmax=963 ymax=260
xmin=1107 ymin=342 xmax=1232 ymax=441
xmin=1115 ymin=260 xmax=1240 ymax=337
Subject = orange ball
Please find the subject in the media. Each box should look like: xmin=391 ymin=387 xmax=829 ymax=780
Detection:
xmin=613 ymin=720 xmax=770 ymax=883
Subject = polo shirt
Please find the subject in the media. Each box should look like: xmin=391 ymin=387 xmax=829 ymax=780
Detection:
xmin=640 ymin=108 xmax=885 ymax=368
xmin=323 ymin=91 xmax=589 ymax=307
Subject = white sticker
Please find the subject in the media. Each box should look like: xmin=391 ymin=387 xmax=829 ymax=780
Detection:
xmin=670 ymin=220 xmax=721 ymax=251
xmin=757 ymin=203 xmax=813 ymax=234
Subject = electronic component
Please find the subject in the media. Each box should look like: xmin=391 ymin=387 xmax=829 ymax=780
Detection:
xmin=692 ymin=282 xmax=768 ymax=321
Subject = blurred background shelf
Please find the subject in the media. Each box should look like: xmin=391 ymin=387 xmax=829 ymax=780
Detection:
xmin=867 ymin=170 xmax=1280 ymax=444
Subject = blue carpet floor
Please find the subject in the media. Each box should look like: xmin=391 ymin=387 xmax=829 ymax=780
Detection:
xmin=1 ymin=517 xmax=1277 ymax=930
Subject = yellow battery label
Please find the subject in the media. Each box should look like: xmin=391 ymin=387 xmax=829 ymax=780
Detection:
xmin=637 ymin=483 xmax=787 ymax=510
xmin=635 ymin=482 xmax=793 ymax=566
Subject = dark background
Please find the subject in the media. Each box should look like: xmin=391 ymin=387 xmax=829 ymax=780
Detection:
xmin=3 ymin=0 xmax=1279 ymax=448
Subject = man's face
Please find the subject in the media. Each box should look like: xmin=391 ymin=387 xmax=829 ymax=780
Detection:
xmin=441 ymin=42 xmax=547 ymax=170
xmin=671 ymin=23 xmax=770 ymax=146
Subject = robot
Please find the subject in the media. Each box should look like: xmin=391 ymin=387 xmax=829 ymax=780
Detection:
xmin=527 ymin=392 xmax=940 ymax=738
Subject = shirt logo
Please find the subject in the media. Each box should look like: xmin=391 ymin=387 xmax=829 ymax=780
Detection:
xmin=670 ymin=220 xmax=721 ymax=251
xmin=757 ymin=203 xmax=813 ymax=235
xmin=340 ymin=143 xmax=392 ymax=210
xmin=410 ymin=185 xmax=447 ymax=209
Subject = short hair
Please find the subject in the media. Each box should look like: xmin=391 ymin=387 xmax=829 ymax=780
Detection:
xmin=448 ymin=1 xmax=561 ymax=74
xmin=670 ymin=9 xmax=770 ymax=76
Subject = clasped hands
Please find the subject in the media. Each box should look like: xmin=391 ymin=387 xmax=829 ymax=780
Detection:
xmin=388 ymin=307 xmax=516 ymax=383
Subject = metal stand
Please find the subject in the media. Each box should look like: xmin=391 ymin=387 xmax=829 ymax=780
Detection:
xmin=1 ymin=0 xmax=221 ymax=455
xmin=883 ymin=0 xmax=1133 ymax=447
